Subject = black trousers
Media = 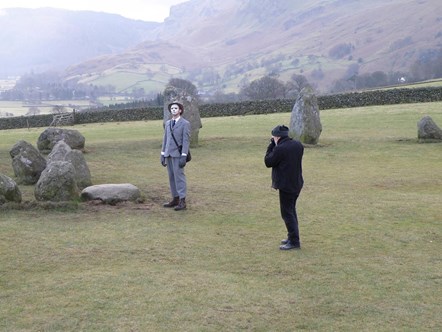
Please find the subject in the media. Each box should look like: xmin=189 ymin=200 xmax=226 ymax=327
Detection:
xmin=279 ymin=190 xmax=300 ymax=245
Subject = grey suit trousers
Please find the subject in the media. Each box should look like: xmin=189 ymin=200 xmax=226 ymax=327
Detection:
xmin=166 ymin=156 xmax=187 ymax=198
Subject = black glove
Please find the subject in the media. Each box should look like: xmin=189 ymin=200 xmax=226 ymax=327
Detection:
xmin=267 ymin=138 xmax=276 ymax=151
xmin=179 ymin=155 xmax=187 ymax=168
xmin=160 ymin=155 xmax=166 ymax=167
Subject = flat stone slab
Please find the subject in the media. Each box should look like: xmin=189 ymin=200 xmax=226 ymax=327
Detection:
xmin=81 ymin=183 xmax=141 ymax=205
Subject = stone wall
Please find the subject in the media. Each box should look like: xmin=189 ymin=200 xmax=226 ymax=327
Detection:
xmin=318 ymin=87 xmax=442 ymax=109
xmin=75 ymin=107 xmax=163 ymax=125
xmin=1 ymin=87 xmax=441 ymax=130
xmin=0 ymin=114 xmax=53 ymax=130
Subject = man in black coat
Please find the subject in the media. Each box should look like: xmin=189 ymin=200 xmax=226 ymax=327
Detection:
xmin=264 ymin=125 xmax=304 ymax=250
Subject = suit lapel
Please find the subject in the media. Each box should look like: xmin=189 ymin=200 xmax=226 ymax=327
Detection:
xmin=169 ymin=120 xmax=180 ymax=147
xmin=171 ymin=118 xmax=183 ymax=133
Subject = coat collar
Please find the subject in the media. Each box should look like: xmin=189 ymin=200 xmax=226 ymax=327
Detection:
xmin=278 ymin=136 xmax=291 ymax=145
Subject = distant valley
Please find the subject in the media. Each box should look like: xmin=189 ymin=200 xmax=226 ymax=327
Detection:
xmin=1 ymin=0 xmax=441 ymax=95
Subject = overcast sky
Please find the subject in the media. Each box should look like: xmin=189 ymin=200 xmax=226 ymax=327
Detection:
xmin=0 ymin=0 xmax=187 ymax=22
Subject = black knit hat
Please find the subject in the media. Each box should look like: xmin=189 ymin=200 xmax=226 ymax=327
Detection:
xmin=271 ymin=125 xmax=289 ymax=137
xmin=167 ymin=102 xmax=184 ymax=115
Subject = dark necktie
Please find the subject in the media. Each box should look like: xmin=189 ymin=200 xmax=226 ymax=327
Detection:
xmin=172 ymin=120 xmax=176 ymax=127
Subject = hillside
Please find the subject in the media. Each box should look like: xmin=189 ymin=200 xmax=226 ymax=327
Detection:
xmin=0 ymin=8 xmax=159 ymax=76
xmin=2 ymin=0 xmax=441 ymax=95
xmin=64 ymin=0 xmax=442 ymax=94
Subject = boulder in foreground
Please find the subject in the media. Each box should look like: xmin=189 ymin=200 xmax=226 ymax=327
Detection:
xmin=81 ymin=183 xmax=141 ymax=205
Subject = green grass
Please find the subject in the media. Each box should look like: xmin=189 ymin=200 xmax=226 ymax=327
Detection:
xmin=0 ymin=100 xmax=93 ymax=117
xmin=81 ymin=65 xmax=182 ymax=94
xmin=1 ymin=103 xmax=441 ymax=331
xmin=400 ymin=78 xmax=442 ymax=89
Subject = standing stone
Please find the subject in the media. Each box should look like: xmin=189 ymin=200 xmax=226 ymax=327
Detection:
xmin=289 ymin=86 xmax=322 ymax=145
xmin=37 ymin=127 xmax=85 ymax=153
xmin=47 ymin=141 xmax=92 ymax=189
xmin=418 ymin=116 xmax=442 ymax=141
xmin=34 ymin=161 xmax=79 ymax=201
xmin=47 ymin=140 xmax=72 ymax=164
xmin=9 ymin=140 xmax=47 ymax=185
xmin=163 ymin=79 xmax=202 ymax=147
xmin=0 ymin=174 xmax=22 ymax=204
xmin=65 ymin=150 xmax=92 ymax=189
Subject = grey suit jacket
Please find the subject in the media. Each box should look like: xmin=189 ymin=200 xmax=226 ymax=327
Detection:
xmin=161 ymin=117 xmax=191 ymax=157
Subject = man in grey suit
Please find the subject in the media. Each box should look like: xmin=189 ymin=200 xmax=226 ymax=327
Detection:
xmin=161 ymin=102 xmax=191 ymax=211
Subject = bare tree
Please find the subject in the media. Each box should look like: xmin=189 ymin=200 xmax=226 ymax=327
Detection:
xmin=290 ymin=74 xmax=310 ymax=92
xmin=167 ymin=78 xmax=198 ymax=96
xmin=240 ymin=75 xmax=286 ymax=100
xmin=52 ymin=105 xmax=66 ymax=114
xmin=26 ymin=106 xmax=40 ymax=116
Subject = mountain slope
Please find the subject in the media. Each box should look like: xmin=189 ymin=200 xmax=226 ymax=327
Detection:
xmin=153 ymin=0 xmax=441 ymax=74
xmin=64 ymin=0 xmax=442 ymax=94
xmin=2 ymin=0 xmax=441 ymax=95
xmin=0 ymin=8 xmax=159 ymax=76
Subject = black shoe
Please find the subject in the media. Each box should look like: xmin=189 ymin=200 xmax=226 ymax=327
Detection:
xmin=174 ymin=198 xmax=187 ymax=211
xmin=281 ymin=239 xmax=289 ymax=245
xmin=279 ymin=241 xmax=301 ymax=250
xmin=163 ymin=197 xmax=179 ymax=208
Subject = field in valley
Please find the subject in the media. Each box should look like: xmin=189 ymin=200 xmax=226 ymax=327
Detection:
xmin=0 ymin=100 xmax=93 ymax=118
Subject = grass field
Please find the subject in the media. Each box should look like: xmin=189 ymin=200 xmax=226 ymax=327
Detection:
xmin=0 ymin=100 xmax=93 ymax=118
xmin=0 ymin=103 xmax=441 ymax=331
xmin=375 ymin=78 xmax=442 ymax=91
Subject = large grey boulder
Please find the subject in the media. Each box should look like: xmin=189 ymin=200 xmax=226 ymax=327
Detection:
xmin=0 ymin=174 xmax=22 ymax=204
xmin=163 ymin=79 xmax=202 ymax=147
xmin=9 ymin=140 xmax=47 ymax=185
xmin=81 ymin=183 xmax=141 ymax=205
xmin=47 ymin=140 xmax=72 ymax=164
xmin=418 ymin=116 xmax=442 ymax=141
xmin=37 ymin=127 xmax=85 ymax=153
xmin=47 ymin=141 xmax=92 ymax=189
xmin=65 ymin=150 xmax=92 ymax=189
xmin=34 ymin=161 xmax=79 ymax=201
xmin=289 ymin=86 xmax=322 ymax=145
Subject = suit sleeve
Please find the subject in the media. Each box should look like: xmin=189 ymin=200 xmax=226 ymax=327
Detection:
xmin=181 ymin=121 xmax=191 ymax=155
xmin=161 ymin=121 xmax=169 ymax=155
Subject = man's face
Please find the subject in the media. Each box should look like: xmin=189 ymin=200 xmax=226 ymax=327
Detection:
xmin=170 ymin=104 xmax=181 ymax=116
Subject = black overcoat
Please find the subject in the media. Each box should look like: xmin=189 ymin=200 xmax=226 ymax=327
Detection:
xmin=264 ymin=136 xmax=304 ymax=195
